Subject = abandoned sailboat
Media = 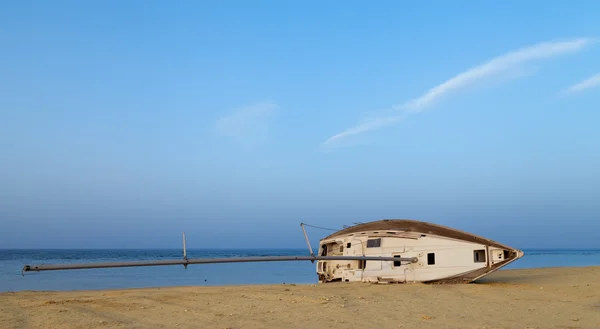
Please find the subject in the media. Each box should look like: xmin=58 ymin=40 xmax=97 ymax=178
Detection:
xmin=21 ymin=219 xmax=523 ymax=284
xmin=315 ymin=219 xmax=524 ymax=284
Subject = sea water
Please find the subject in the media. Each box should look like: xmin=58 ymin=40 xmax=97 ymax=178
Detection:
xmin=1 ymin=248 xmax=599 ymax=292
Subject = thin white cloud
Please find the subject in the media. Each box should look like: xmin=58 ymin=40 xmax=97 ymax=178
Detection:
xmin=320 ymin=114 xmax=408 ymax=147
xmin=322 ymin=37 xmax=596 ymax=147
xmin=562 ymin=72 xmax=600 ymax=94
xmin=215 ymin=100 xmax=279 ymax=149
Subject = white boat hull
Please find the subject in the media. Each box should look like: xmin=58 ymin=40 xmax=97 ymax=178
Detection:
xmin=315 ymin=219 xmax=524 ymax=284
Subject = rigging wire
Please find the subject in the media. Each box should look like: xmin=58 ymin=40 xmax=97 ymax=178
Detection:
xmin=300 ymin=222 xmax=340 ymax=232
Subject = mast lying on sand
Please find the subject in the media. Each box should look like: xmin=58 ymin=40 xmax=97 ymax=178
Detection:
xmin=22 ymin=255 xmax=418 ymax=273
xmin=21 ymin=223 xmax=418 ymax=274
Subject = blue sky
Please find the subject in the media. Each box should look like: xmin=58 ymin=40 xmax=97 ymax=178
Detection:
xmin=1 ymin=1 xmax=599 ymax=249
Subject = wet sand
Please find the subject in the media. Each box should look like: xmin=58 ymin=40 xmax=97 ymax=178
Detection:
xmin=1 ymin=266 xmax=599 ymax=329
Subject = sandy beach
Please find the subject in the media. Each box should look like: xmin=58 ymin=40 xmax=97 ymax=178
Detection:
xmin=1 ymin=266 xmax=599 ymax=329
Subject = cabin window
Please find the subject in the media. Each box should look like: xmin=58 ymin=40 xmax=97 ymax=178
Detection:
xmin=339 ymin=245 xmax=344 ymax=253
xmin=366 ymin=238 xmax=381 ymax=248
xmin=393 ymin=255 xmax=402 ymax=267
xmin=474 ymin=249 xmax=486 ymax=263
xmin=346 ymin=242 xmax=351 ymax=248
xmin=427 ymin=253 xmax=435 ymax=265
xmin=321 ymin=247 xmax=327 ymax=256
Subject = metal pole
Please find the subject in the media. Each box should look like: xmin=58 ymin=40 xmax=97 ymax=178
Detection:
xmin=182 ymin=232 xmax=187 ymax=260
xmin=300 ymin=223 xmax=315 ymax=257
xmin=182 ymin=232 xmax=188 ymax=269
xmin=22 ymin=255 xmax=418 ymax=273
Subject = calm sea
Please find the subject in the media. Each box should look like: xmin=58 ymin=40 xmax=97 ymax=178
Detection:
xmin=1 ymin=248 xmax=599 ymax=292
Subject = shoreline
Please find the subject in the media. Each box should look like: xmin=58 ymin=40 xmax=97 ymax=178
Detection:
xmin=3 ymin=265 xmax=597 ymax=293
xmin=2 ymin=266 xmax=599 ymax=328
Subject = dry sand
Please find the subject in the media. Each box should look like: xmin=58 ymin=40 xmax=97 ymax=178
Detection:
xmin=1 ymin=266 xmax=599 ymax=329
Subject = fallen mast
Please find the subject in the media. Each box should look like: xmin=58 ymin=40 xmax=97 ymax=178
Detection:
xmin=22 ymin=255 xmax=418 ymax=273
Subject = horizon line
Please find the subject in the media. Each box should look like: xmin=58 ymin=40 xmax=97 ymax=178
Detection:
xmin=2 ymin=247 xmax=599 ymax=251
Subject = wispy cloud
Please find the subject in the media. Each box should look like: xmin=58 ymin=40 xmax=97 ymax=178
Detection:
xmin=561 ymin=72 xmax=600 ymax=94
xmin=215 ymin=100 xmax=279 ymax=150
xmin=322 ymin=37 xmax=596 ymax=147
